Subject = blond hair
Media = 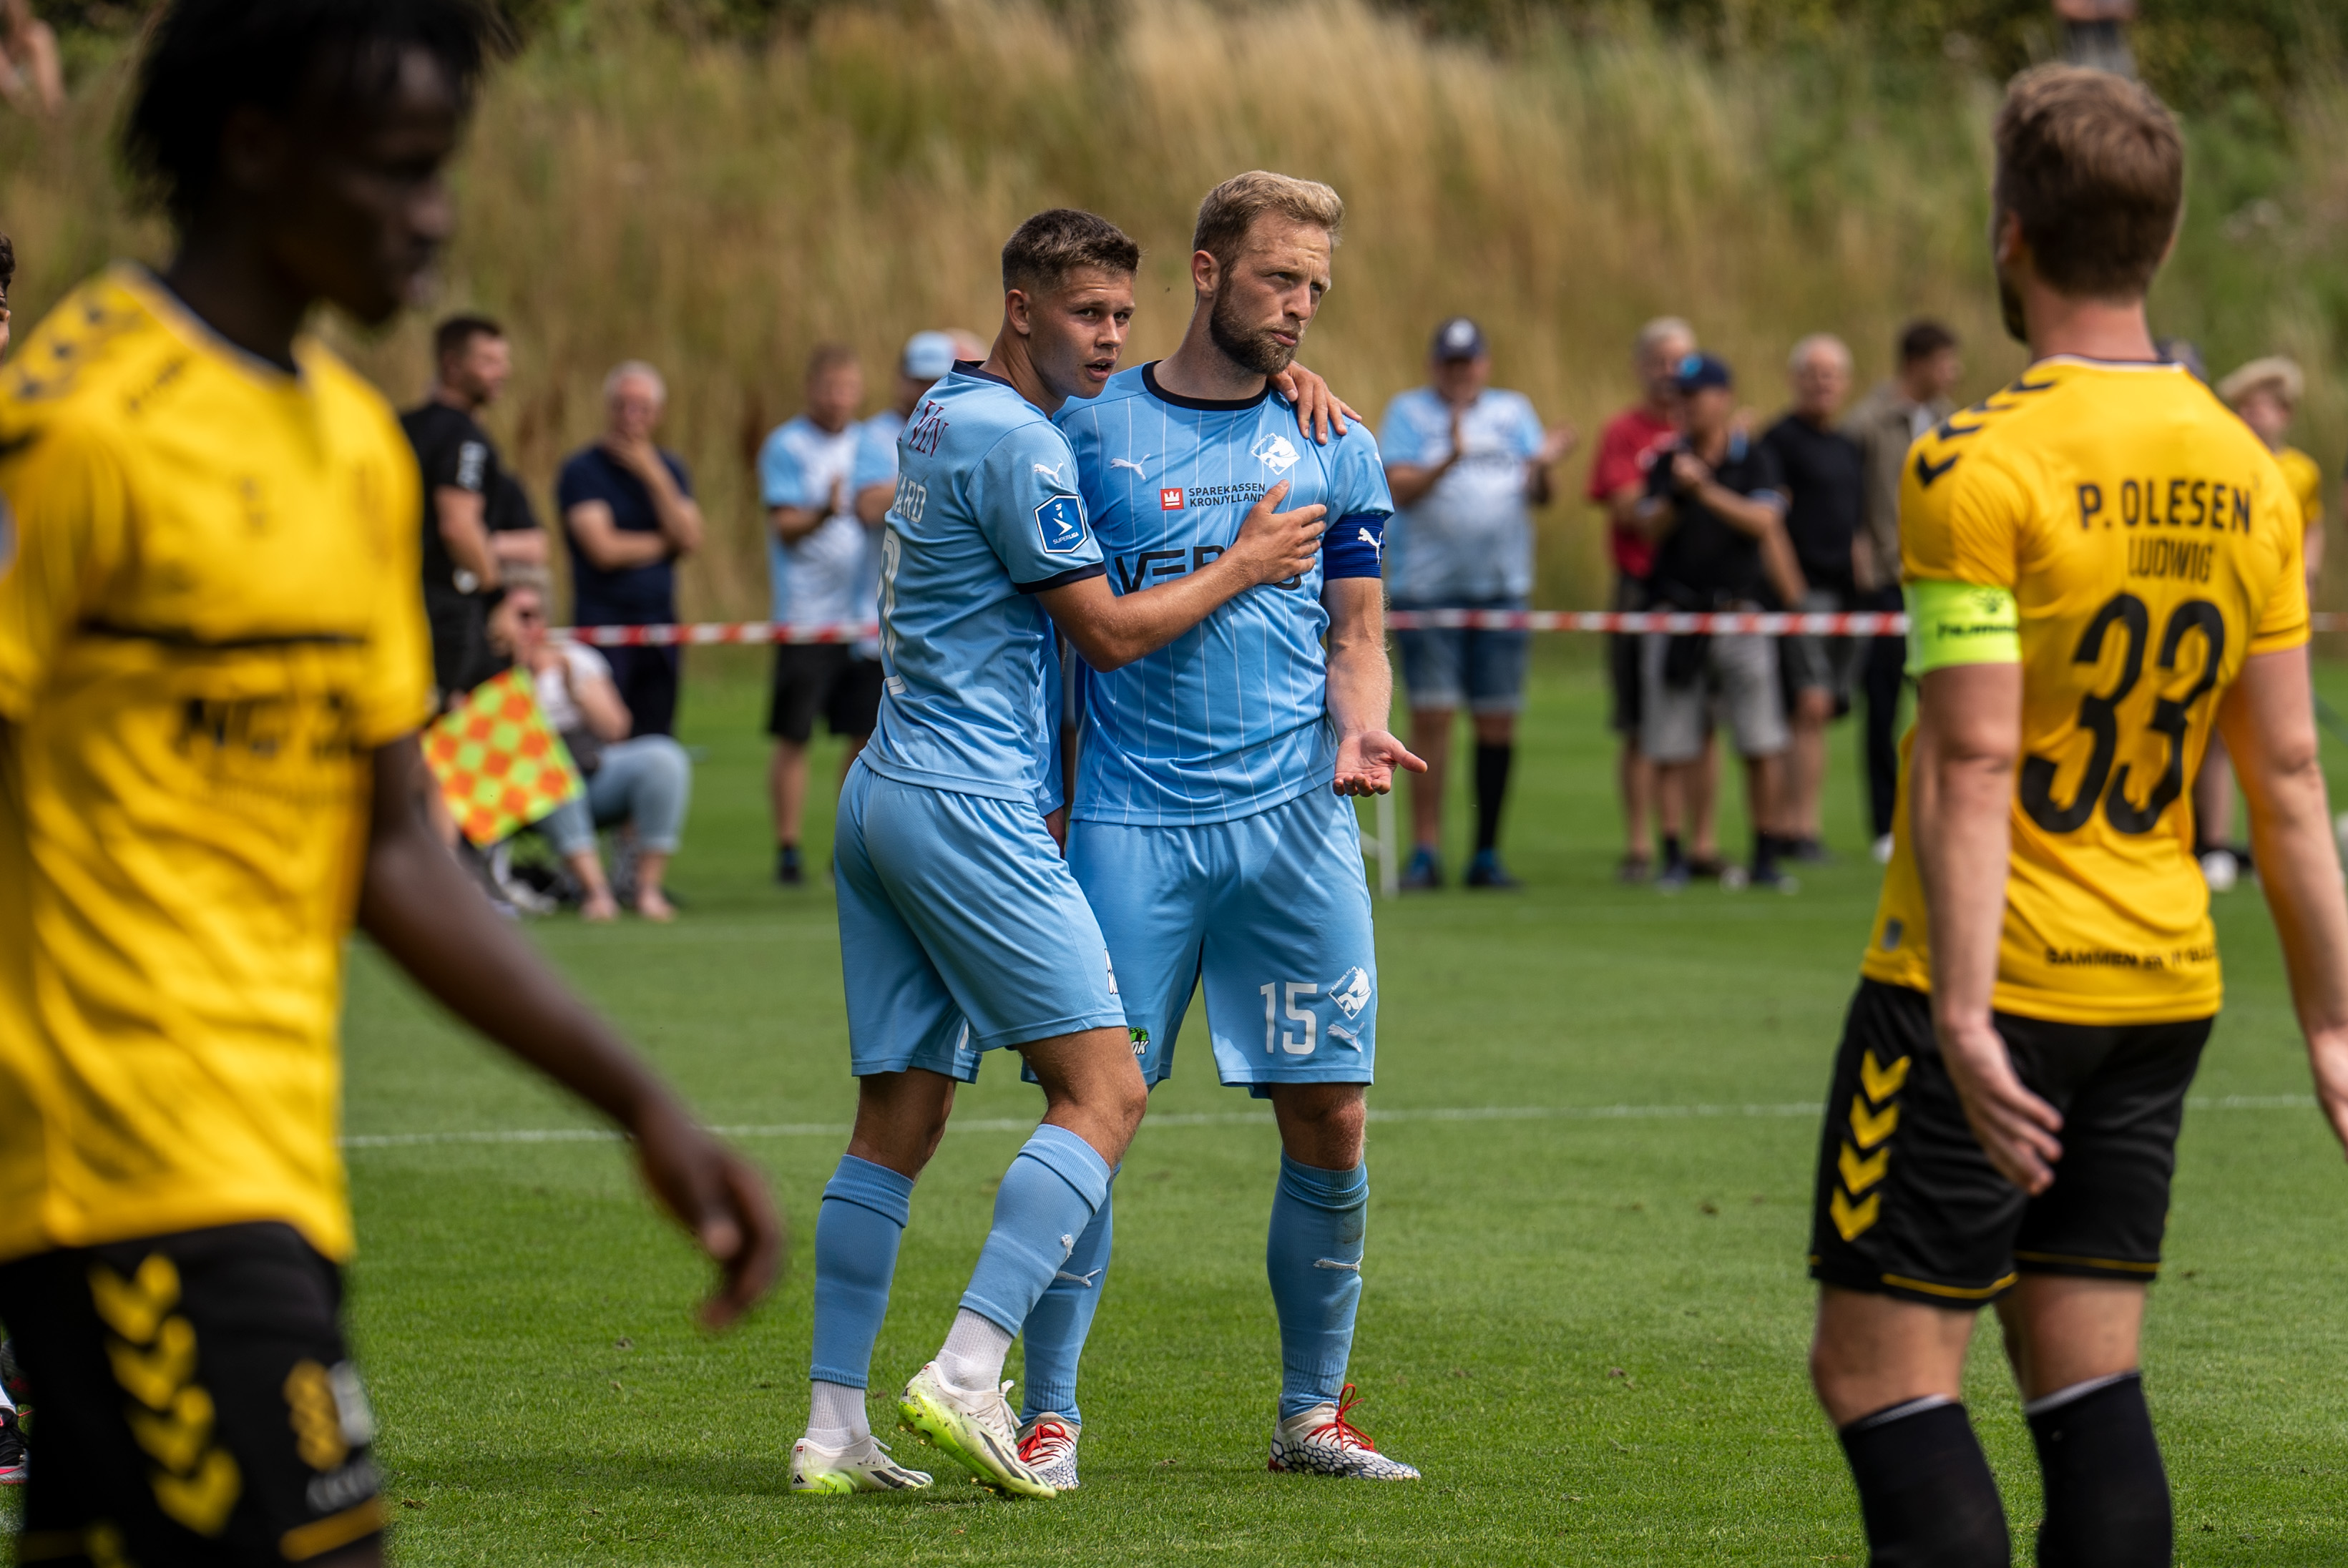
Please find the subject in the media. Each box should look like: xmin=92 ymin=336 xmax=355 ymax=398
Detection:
xmin=2216 ymin=356 xmax=2302 ymax=411
xmin=1192 ymin=171 xmax=1344 ymax=268
xmin=1993 ymin=65 xmax=2183 ymax=301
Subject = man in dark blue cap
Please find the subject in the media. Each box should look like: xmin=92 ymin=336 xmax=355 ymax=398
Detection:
xmin=1628 ymin=351 xmax=1805 ymax=892
xmin=1380 ymin=315 xmax=1577 ymax=888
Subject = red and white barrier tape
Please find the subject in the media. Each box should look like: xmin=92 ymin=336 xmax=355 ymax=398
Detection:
xmin=555 ymin=609 xmax=2348 ymax=645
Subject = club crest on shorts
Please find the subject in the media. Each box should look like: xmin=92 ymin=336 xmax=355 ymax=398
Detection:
xmin=1251 ymin=431 xmax=1301 ymax=475
xmin=1326 ymin=966 xmax=1372 ymax=1050
xmin=1034 ymin=493 xmax=1090 ymax=554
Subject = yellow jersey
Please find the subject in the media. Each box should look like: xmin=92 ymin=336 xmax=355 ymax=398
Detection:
xmin=0 ymin=267 xmax=429 ymax=1263
xmin=2276 ymin=444 xmax=2323 ymax=537
xmin=1862 ymin=357 xmax=2308 ymax=1025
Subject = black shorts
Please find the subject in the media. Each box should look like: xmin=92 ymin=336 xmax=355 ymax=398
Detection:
xmin=1808 ymin=979 xmax=2209 ymax=1308
xmin=0 ymin=1222 xmax=383 ymax=1565
xmin=1608 ymin=574 xmax=1648 ymax=736
xmin=766 ymin=643 xmax=882 ymax=743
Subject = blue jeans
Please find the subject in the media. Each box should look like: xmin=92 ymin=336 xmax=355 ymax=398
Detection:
xmin=539 ymin=735 xmax=692 ymax=858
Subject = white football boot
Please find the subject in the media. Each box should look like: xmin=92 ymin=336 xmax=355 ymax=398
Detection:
xmin=1014 ymin=1414 xmax=1081 ymax=1491
xmin=787 ymin=1433 xmax=932 ymax=1493
xmin=1268 ymin=1384 xmax=1421 ymax=1480
xmin=896 ymin=1363 xmax=1056 ymax=1498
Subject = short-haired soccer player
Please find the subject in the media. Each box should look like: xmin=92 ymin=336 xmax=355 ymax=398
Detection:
xmin=0 ymin=4 xmax=782 ymax=1562
xmin=1806 ymin=65 xmax=2348 ymax=1567
xmin=788 ymin=210 xmax=1340 ymax=1499
xmin=1016 ymin=171 xmax=1429 ymax=1489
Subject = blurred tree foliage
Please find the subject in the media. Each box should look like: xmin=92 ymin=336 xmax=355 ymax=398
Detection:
xmin=24 ymin=0 xmax=2347 ymax=112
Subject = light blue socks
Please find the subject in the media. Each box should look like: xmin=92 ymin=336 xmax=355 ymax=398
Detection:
xmin=808 ymin=1154 xmax=916 ymax=1389
xmin=1016 ymin=1167 xmax=1117 ymax=1426
xmin=960 ymin=1124 xmax=1115 ymax=1338
xmin=1267 ymin=1152 xmax=1368 ymax=1419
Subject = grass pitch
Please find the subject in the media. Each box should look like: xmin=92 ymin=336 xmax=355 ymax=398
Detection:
xmin=338 ymin=647 xmax=2348 ymax=1564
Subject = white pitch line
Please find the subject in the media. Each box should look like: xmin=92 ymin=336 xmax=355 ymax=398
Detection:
xmin=338 ymin=1093 xmax=2317 ymax=1150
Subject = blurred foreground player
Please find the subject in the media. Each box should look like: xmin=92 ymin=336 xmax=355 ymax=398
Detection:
xmin=0 ymin=227 xmax=26 ymax=1491
xmin=0 ymin=4 xmax=781 ymax=1563
xmin=1806 ymin=66 xmax=2348 ymax=1567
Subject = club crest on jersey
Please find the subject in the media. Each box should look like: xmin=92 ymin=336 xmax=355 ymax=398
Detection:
xmin=1251 ymin=432 xmax=1301 ymax=475
xmin=1329 ymin=966 xmax=1372 ymax=1019
xmin=1160 ymin=486 xmax=1185 ymax=511
xmin=1034 ymin=493 xmax=1090 ymax=554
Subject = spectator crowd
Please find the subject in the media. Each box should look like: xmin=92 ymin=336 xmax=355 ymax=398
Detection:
xmin=391 ymin=303 xmax=2335 ymax=916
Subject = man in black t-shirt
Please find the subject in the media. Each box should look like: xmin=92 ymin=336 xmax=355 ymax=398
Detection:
xmin=1760 ymin=333 xmax=1866 ymax=861
xmin=401 ymin=314 xmax=514 ymax=704
xmin=1630 ymin=353 xmax=1803 ymax=892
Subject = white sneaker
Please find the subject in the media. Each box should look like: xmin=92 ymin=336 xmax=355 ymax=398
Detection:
xmin=1872 ymin=833 xmax=1895 ymax=866
xmin=1268 ymin=1384 xmax=1420 ymax=1480
xmin=896 ymin=1363 xmax=1056 ymax=1499
xmin=788 ymin=1433 xmax=932 ymax=1493
xmin=1015 ymin=1414 xmax=1080 ymax=1491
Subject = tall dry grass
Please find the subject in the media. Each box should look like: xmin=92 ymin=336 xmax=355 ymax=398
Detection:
xmin=3 ymin=0 xmax=2344 ymax=617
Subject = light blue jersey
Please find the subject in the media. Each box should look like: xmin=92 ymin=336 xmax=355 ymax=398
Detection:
xmin=758 ymin=415 xmax=871 ymax=634
xmin=861 ymin=366 xmax=1103 ymax=813
xmin=1055 ymin=363 xmax=1392 ymax=825
xmin=1378 ymin=385 xmax=1545 ymax=603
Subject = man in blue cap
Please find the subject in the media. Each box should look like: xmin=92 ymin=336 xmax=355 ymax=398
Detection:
xmin=1380 ymin=315 xmax=1577 ymax=888
xmin=1628 ymin=351 xmax=1804 ymax=892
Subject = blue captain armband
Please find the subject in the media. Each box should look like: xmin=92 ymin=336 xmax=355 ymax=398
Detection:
xmin=1323 ymin=514 xmax=1386 ymax=579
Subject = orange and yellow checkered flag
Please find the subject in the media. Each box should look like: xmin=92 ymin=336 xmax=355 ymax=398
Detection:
xmin=422 ymin=667 xmax=584 ymax=848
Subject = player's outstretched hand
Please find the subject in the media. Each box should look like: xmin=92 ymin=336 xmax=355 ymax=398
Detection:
xmin=628 ymin=1095 xmax=786 ymax=1328
xmin=1226 ymin=479 xmax=1326 ymax=587
xmin=1936 ymin=1016 xmax=2063 ymax=1195
xmin=1332 ymin=730 xmax=1427 ymax=797
xmin=1272 ymin=363 xmax=1362 ymax=445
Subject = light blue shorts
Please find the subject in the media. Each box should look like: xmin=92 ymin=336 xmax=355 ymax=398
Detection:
xmin=1066 ymin=788 xmax=1378 ymax=1096
xmin=836 ymin=762 xmax=1126 ymax=1081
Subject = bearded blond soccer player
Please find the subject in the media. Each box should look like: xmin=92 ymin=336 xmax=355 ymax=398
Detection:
xmin=1804 ymin=66 xmax=2348 ymax=1567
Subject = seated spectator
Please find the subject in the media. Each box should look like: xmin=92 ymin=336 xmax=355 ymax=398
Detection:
xmin=489 ymin=575 xmax=692 ymax=922
xmin=1761 ymin=333 xmax=1864 ymax=861
xmin=1381 ymin=315 xmax=1577 ymax=890
xmin=1629 ymin=352 xmax=1804 ymax=893
xmin=558 ymin=361 xmax=704 ymax=737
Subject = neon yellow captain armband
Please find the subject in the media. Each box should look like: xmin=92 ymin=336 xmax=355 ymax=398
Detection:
xmin=1904 ymin=579 xmax=2020 ymax=677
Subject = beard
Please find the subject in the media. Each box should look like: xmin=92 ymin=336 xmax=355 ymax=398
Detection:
xmin=1208 ymin=288 xmax=1298 ymax=377
xmin=1996 ymin=268 xmax=2028 ymax=346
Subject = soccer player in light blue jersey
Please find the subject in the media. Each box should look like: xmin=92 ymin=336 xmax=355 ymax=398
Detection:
xmin=1020 ymin=172 xmax=1429 ymax=1486
xmin=788 ymin=210 xmax=1341 ymax=1499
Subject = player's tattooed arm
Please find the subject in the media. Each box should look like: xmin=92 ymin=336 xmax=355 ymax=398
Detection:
xmin=1909 ymin=661 xmax=2066 ymax=1195
xmin=1323 ymin=576 xmax=1425 ymax=798
xmin=1271 ymin=363 xmax=1361 ymax=446
xmin=2221 ymin=647 xmax=2348 ymax=1157
xmin=1041 ymin=479 xmax=1325 ymax=670
xmin=356 ymin=737 xmax=784 ymax=1323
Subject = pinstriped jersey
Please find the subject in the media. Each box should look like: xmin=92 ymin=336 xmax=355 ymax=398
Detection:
xmin=1862 ymin=357 xmax=2308 ymax=1024
xmin=1055 ymin=363 xmax=1393 ymax=825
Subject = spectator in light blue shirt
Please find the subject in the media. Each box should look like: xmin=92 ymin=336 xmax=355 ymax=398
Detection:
xmin=1380 ymin=317 xmax=1577 ymax=889
xmin=758 ymin=343 xmax=884 ymax=886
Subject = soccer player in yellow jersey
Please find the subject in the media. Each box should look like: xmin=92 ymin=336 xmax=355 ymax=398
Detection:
xmin=1804 ymin=67 xmax=2348 ymax=1567
xmin=0 ymin=4 xmax=781 ymax=1564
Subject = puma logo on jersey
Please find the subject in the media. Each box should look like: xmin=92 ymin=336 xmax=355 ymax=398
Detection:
xmin=1032 ymin=460 xmax=1067 ymax=483
xmin=1914 ymin=451 xmax=1960 ymax=487
xmin=1108 ymin=457 xmax=1149 ymax=475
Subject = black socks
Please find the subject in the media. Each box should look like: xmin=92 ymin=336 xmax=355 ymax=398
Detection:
xmin=1473 ymin=742 xmax=1512 ymax=854
xmin=2027 ymin=1371 xmax=2170 ymax=1568
xmin=1837 ymin=1397 xmax=2011 ymax=1567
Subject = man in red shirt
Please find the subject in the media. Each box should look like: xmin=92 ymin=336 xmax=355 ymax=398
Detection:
xmin=1588 ymin=317 xmax=1716 ymax=879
